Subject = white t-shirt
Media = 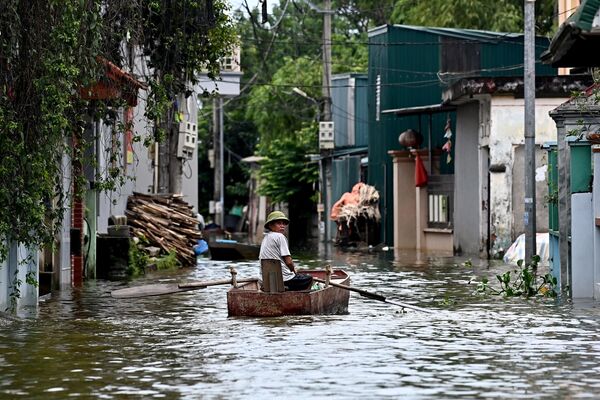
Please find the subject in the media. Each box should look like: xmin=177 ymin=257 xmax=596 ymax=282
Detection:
xmin=259 ymin=231 xmax=295 ymax=281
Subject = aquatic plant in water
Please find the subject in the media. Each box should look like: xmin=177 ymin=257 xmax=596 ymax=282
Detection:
xmin=475 ymin=255 xmax=558 ymax=298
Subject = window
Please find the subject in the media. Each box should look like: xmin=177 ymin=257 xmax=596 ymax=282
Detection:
xmin=427 ymin=174 xmax=453 ymax=229
xmin=428 ymin=194 xmax=449 ymax=225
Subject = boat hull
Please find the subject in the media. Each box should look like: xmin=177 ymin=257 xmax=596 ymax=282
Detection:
xmin=227 ymin=270 xmax=350 ymax=317
xmin=208 ymin=241 xmax=260 ymax=261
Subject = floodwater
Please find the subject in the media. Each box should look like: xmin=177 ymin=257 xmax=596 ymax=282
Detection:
xmin=2 ymin=245 xmax=600 ymax=399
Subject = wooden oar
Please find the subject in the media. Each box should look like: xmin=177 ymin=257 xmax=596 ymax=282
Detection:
xmin=111 ymin=277 xmax=258 ymax=299
xmin=313 ymin=277 xmax=432 ymax=313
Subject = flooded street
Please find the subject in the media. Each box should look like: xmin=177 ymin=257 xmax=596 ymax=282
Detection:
xmin=2 ymin=245 xmax=600 ymax=399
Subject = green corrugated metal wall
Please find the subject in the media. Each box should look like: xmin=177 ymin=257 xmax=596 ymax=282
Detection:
xmin=332 ymin=74 xmax=369 ymax=148
xmin=330 ymin=73 xmax=368 ymax=238
xmin=368 ymin=25 xmax=557 ymax=245
xmin=332 ymin=77 xmax=350 ymax=147
xmin=354 ymin=75 xmax=369 ymax=147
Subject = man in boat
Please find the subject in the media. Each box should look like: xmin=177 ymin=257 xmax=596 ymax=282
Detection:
xmin=259 ymin=211 xmax=313 ymax=291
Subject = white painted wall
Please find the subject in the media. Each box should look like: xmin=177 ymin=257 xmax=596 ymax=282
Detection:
xmin=59 ymin=152 xmax=72 ymax=289
xmin=571 ymin=192 xmax=594 ymax=298
xmin=0 ymin=242 xmax=38 ymax=312
xmin=96 ymin=89 xmax=200 ymax=234
xmin=594 ymin=150 xmax=600 ymax=300
xmin=488 ymin=97 xmax=566 ymax=255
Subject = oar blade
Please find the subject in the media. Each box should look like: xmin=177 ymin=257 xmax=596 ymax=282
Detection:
xmin=111 ymin=283 xmax=203 ymax=299
xmin=358 ymin=291 xmax=386 ymax=302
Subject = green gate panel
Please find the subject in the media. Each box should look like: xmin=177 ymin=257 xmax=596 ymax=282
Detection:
xmin=570 ymin=142 xmax=592 ymax=194
xmin=547 ymin=146 xmax=558 ymax=232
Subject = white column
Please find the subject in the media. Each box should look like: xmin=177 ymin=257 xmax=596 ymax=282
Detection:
xmin=593 ymin=146 xmax=600 ymax=299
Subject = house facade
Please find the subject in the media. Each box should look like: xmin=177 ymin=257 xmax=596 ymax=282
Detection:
xmin=0 ymin=48 xmax=241 ymax=312
xmin=542 ymin=0 xmax=600 ymax=298
xmin=442 ymin=76 xmax=589 ymax=258
xmin=368 ymin=24 xmax=558 ymax=254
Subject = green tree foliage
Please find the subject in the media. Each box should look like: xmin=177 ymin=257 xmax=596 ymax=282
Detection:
xmin=0 ymin=0 xmax=236 ymax=304
xmin=224 ymin=0 xmax=558 ymax=233
xmin=196 ymin=100 xmax=255 ymax=216
xmin=244 ymin=55 xmax=321 ymax=240
xmin=257 ymin=125 xmax=319 ymax=203
xmin=257 ymin=125 xmax=319 ymax=243
xmin=245 ymin=56 xmax=321 ymax=143
xmin=227 ymin=0 xmax=380 ymax=234
xmin=336 ymin=0 xmax=397 ymax=29
xmin=391 ymin=0 xmax=556 ymax=36
xmin=0 ymin=0 xmax=101 ymax=261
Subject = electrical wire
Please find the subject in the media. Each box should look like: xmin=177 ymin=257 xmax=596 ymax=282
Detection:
xmin=241 ymin=36 xmax=551 ymax=50
xmin=182 ymin=158 xmax=193 ymax=179
xmin=200 ymin=59 xmax=554 ymax=91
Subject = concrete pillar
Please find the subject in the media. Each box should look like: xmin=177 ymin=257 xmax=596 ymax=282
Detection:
xmin=556 ymin=118 xmax=571 ymax=296
xmin=571 ymin=193 xmax=593 ymax=298
xmin=593 ymin=145 xmax=600 ymax=299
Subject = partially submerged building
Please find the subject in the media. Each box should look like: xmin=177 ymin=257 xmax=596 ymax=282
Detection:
xmin=367 ymin=24 xmax=561 ymax=256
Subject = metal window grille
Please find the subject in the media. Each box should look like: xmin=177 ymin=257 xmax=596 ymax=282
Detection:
xmin=427 ymin=175 xmax=453 ymax=229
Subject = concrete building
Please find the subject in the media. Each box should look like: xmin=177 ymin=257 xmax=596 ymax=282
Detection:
xmin=442 ymin=76 xmax=588 ymax=258
xmin=542 ymin=0 xmax=600 ymax=298
xmin=369 ymin=24 xmax=559 ymax=255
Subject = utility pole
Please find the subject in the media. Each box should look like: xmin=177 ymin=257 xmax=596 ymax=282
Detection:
xmin=303 ymin=0 xmax=333 ymax=242
xmin=219 ymin=96 xmax=225 ymax=228
xmin=321 ymin=0 xmax=332 ymax=242
xmin=212 ymin=97 xmax=224 ymax=227
xmin=322 ymin=0 xmax=331 ymax=122
xmin=524 ymin=0 xmax=537 ymax=262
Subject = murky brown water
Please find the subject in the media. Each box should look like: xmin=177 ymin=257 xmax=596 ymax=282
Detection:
xmin=2 ymin=246 xmax=600 ymax=399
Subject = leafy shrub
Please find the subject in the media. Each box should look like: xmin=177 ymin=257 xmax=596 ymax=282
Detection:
xmin=476 ymin=255 xmax=557 ymax=298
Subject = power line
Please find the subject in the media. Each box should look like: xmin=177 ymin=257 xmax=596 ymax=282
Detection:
xmin=204 ymin=60 xmax=553 ymax=91
xmin=242 ymin=36 xmax=551 ymax=50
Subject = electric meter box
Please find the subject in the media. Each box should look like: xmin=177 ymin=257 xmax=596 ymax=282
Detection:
xmin=177 ymin=121 xmax=197 ymax=159
xmin=319 ymin=121 xmax=334 ymax=149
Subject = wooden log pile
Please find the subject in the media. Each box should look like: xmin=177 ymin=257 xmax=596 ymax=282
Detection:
xmin=125 ymin=192 xmax=202 ymax=267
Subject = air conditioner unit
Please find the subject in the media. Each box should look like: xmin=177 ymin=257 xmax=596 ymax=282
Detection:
xmin=319 ymin=121 xmax=334 ymax=149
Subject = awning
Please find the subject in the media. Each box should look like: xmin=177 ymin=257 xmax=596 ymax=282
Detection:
xmin=79 ymin=58 xmax=147 ymax=107
xmin=310 ymin=146 xmax=368 ymax=161
xmin=382 ymin=103 xmax=456 ymax=116
xmin=333 ymin=146 xmax=368 ymax=157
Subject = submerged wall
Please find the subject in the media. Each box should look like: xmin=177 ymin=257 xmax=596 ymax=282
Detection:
xmin=0 ymin=242 xmax=39 ymax=313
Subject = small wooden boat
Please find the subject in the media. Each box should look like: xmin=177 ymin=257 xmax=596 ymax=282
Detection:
xmin=227 ymin=269 xmax=350 ymax=317
xmin=208 ymin=239 xmax=260 ymax=261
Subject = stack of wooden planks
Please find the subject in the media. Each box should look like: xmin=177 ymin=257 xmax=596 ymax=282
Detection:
xmin=125 ymin=192 xmax=201 ymax=266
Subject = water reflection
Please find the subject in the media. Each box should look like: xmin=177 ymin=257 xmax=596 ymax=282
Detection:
xmin=1 ymin=246 xmax=600 ymax=398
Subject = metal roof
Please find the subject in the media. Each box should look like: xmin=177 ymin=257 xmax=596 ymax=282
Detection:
xmin=332 ymin=73 xmax=367 ymax=81
xmin=569 ymin=0 xmax=600 ymax=31
xmin=541 ymin=0 xmax=600 ymax=67
xmin=441 ymin=76 xmax=592 ymax=103
xmin=368 ymin=24 xmax=521 ymax=42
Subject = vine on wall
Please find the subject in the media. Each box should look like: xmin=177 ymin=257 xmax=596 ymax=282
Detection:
xmin=0 ymin=0 xmax=236 ymax=306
